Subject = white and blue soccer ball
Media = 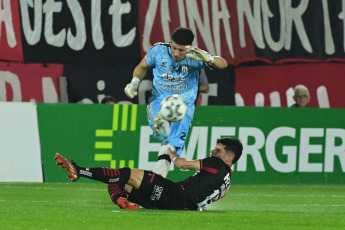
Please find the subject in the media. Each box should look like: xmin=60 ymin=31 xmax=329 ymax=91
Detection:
xmin=159 ymin=94 xmax=187 ymax=122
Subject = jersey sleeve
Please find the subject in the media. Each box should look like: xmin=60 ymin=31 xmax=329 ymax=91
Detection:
xmin=200 ymin=157 xmax=223 ymax=174
xmin=145 ymin=45 xmax=159 ymax=67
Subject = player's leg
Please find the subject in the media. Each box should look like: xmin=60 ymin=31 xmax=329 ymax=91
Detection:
xmin=148 ymin=100 xmax=171 ymax=144
xmin=55 ymin=153 xmax=142 ymax=209
xmin=152 ymin=111 xmax=193 ymax=177
xmin=55 ymin=153 xmax=131 ymax=184
xmin=128 ymin=171 xmax=185 ymax=210
xmin=55 ymin=153 xmax=146 ymax=187
xmin=108 ymin=184 xmax=140 ymax=209
xmin=153 ymin=144 xmax=175 ymax=177
xmin=147 ymin=101 xmax=172 ymax=177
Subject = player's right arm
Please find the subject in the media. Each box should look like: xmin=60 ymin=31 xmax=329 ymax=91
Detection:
xmin=124 ymin=58 xmax=151 ymax=98
xmin=168 ymin=147 xmax=201 ymax=170
xmin=133 ymin=58 xmax=151 ymax=80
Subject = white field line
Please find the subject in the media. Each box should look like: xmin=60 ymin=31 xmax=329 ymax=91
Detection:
xmin=234 ymin=193 xmax=345 ymax=198
xmin=234 ymin=185 xmax=345 ymax=189
xmin=1 ymin=199 xmax=344 ymax=209
xmin=0 ymin=185 xmax=105 ymax=191
xmin=234 ymin=203 xmax=345 ymax=207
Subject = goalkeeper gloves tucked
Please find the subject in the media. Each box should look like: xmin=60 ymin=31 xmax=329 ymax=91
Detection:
xmin=186 ymin=46 xmax=214 ymax=64
xmin=124 ymin=77 xmax=140 ymax=98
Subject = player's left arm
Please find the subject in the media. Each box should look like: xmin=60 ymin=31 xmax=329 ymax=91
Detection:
xmin=168 ymin=147 xmax=201 ymax=170
xmin=186 ymin=46 xmax=228 ymax=69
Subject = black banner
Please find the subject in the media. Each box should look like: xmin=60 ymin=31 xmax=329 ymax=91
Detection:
xmin=21 ymin=0 xmax=140 ymax=65
xmin=64 ymin=63 xmax=138 ymax=104
xmin=64 ymin=64 xmax=235 ymax=105
xmin=253 ymin=0 xmax=344 ymax=63
xmin=202 ymin=66 xmax=235 ymax=105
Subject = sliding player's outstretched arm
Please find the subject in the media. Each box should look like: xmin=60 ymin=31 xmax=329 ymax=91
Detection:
xmin=168 ymin=147 xmax=200 ymax=170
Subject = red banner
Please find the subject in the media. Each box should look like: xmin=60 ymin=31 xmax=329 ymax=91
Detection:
xmin=0 ymin=62 xmax=63 ymax=102
xmin=235 ymin=63 xmax=345 ymax=108
xmin=138 ymin=0 xmax=254 ymax=64
xmin=0 ymin=0 xmax=23 ymax=61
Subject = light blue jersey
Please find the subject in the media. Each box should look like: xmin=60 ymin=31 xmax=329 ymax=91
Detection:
xmin=145 ymin=43 xmax=208 ymax=155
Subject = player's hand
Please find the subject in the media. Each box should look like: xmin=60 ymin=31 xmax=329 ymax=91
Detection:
xmin=186 ymin=46 xmax=214 ymax=64
xmin=168 ymin=147 xmax=178 ymax=162
xmin=124 ymin=77 xmax=140 ymax=98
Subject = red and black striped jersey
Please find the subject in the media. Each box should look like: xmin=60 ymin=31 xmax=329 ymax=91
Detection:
xmin=178 ymin=156 xmax=232 ymax=211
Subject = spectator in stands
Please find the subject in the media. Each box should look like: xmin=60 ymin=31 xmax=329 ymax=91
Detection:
xmin=290 ymin=85 xmax=312 ymax=108
xmin=101 ymin=95 xmax=118 ymax=104
xmin=196 ymin=69 xmax=210 ymax=105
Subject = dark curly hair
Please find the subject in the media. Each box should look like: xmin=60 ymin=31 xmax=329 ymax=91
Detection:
xmin=216 ymin=138 xmax=243 ymax=164
xmin=171 ymin=27 xmax=194 ymax=45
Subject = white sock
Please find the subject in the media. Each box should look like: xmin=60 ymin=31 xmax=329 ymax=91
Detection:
xmin=153 ymin=160 xmax=171 ymax=178
xmin=153 ymin=144 xmax=176 ymax=178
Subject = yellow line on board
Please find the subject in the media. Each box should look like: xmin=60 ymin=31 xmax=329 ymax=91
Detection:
xmin=112 ymin=104 xmax=119 ymax=131
xmin=95 ymin=142 xmax=113 ymax=149
xmin=128 ymin=160 xmax=135 ymax=168
xmin=121 ymin=104 xmax=128 ymax=131
xmin=119 ymin=160 xmax=126 ymax=168
xmin=94 ymin=154 xmax=112 ymax=161
xmin=95 ymin=129 xmax=113 ymax=137
xmin=130 ymin=104 xmax=137 ymax=131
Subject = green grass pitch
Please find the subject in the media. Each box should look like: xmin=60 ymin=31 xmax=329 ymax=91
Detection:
xmin=1 ymin=183 xmax=344 ymax=230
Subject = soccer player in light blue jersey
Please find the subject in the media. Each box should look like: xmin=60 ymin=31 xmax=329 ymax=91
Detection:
xmin=125 ymin=27 xmax=228 ymax=178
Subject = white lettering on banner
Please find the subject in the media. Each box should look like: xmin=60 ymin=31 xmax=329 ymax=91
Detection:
xmin=66 ymin=0 xmax=86 ymax=51
xmin=298 ymin=128 xmax=324 ymax=172
xmin=19 ymin=0 xmax=135 ymax=50
xmin=20 ymin=0 xmax=42 ymax=45
xmin=179 ymin=126 xmax=208 ymax=161
xmin=142 ymin=0 xmax=344 ymax=57
xmin=43 ymin=0 xmax=65 ymax=47
xmin=0 ymin=0 xmax=17 ymax=47
xmin=322 ymin=0 xmax=335 ymax=54
xmin=266 ymin=127 xmax=297 ymax=173
xmin=212 ymin=0 xmax=233 ymax=57
xmin=0 ymin=70 xmax=59 ymax=102
xmin=285 ymin=0 xmax=312 ymax=52
xmin=237 ymin=127 xmax=265 ymax=172
xmin=139 ymin=126 xmax=345 ymax=173
xmin=139 ymin=126 xmax=161 ymax=170
xmin=324 ymin=129 xmax=345 ymax=172
xmin=340 ymin=0 xmax=345 ymax=52
xmin=185 ymin=0 xmax=215 ymax=53
xmin=236 ymin=85 xmax=330 ymax=108
xmin=91 ymin=0 xmax=104 ymax=49
xmin=237 ymin=0 xmax=265 ymax=49
xmin=143 ymin=0 xmax=233 ymax=56
xmin=0 ymin=71 xmax=22 ymax=101
xmin=109 ymin=0 xmax=136 ymax=47
xmin=262 ymin=0 xmax=285 ymax=52
xmin=42 ymin=77 xmax=59 ymax=102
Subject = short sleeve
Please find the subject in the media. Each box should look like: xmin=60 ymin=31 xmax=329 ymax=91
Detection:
xmin=145 ymin=46 xmax=159 ymax=67
xmin=200 ymin=157 xmax=223 ymax=171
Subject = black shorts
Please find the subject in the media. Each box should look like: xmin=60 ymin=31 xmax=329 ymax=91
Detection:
xmin=128 ymin=171 xmax=185 ymax=210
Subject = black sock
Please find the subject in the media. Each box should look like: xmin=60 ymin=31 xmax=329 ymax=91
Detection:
xmin=108 ymin=184 xmax=125 ymax=204
xmin=76 ymin=165 xmax=131 ymax=187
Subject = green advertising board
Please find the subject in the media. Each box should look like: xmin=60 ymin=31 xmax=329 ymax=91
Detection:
xmin=37 ymin=104 xmax=345 ymax=184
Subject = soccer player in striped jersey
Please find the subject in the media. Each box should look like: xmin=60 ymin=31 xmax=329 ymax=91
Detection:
xmin=55 ymin=137 xmax=243 ymax=210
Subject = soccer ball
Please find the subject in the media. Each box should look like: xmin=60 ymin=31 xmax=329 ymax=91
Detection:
xmin=159 ymin=94 xmax=187 ymax=122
